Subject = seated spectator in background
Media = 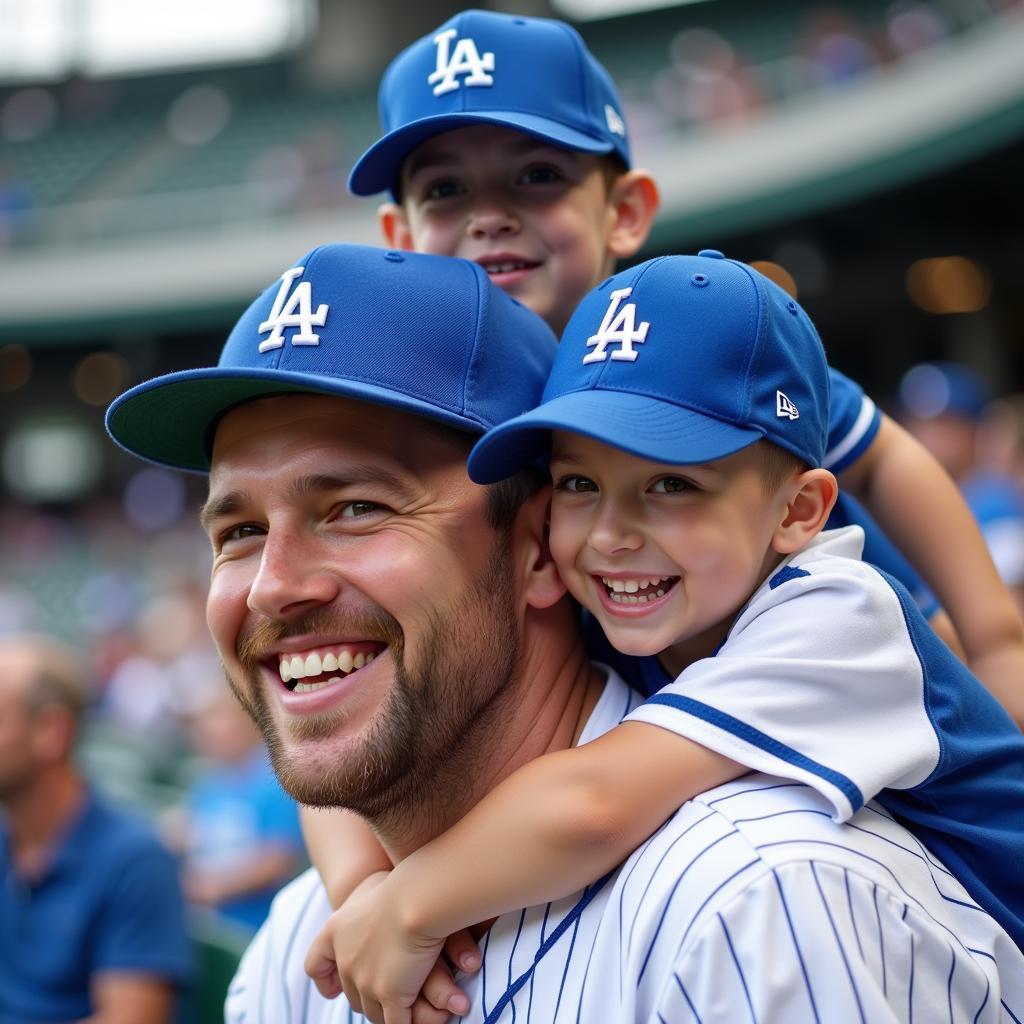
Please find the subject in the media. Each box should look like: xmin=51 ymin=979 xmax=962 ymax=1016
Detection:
xmin=167 ymin=689 xmax=306 ymax=933
xmin=900 ymin=360 xmax=1024 ymax=603
xmin=0 ymin=634 xmax=191 ymax=1024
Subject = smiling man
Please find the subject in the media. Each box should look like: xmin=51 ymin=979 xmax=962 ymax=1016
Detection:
xmin=106 ymin=245 xmax=1024 ymax=1023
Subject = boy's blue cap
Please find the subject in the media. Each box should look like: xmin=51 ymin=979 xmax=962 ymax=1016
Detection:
xmin=898 ymin=361 xmax=989 ymax=421
xmin=348 ymin=9 xmax=631 ymax=197
xmin=468 ymin=250 xmax=830 ymax=483
xmin=106 ymin=244 xmax=558 ymax=473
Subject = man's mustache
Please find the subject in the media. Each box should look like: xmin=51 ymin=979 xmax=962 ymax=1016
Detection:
xmin=236 ymin=607 xmax=405 ymax=671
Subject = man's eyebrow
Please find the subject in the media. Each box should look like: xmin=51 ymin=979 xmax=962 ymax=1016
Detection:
xmin=199 ymin=466 xmax=411 ymax=532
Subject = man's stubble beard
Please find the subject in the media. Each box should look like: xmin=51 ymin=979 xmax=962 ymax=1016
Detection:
xmin=225 ymin=535 xmax=521 ymax=834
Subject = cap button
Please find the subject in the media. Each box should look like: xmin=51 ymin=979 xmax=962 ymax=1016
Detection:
xmin=697 ymin=249 xmax=725 ymax=260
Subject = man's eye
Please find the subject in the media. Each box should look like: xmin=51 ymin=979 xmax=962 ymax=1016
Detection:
xmin=340 ymin=501 xmax=384 ymax=518
xmin=651 ymin=477 xmax=692 ymax=494
xmin=220 ymin=523 xmax=264 ymax=545
xmin=555 ymin=474 xmax=597 ymax=493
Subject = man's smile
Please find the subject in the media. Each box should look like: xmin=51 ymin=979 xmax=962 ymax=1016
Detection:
xmin=275 ymin=641 xmax=388 ymax=692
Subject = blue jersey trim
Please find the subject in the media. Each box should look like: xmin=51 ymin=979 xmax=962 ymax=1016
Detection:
xmin=645 ymin=693 xmax=865 ymax=812
xmin=769 ymin=565 xmax=810 ymax=589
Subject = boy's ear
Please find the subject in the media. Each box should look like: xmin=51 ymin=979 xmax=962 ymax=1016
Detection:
xmin=772 ymin=468 xmax=838 ymax=555
xmin=606 ymin=169 xmax=660 ymax=261
xmin=378 ymin=202 xmax=415 ymax=251
xmin=515 ymin=485 xmax=568 ymax=610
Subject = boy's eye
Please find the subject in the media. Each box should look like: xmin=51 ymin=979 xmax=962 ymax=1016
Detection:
xmin=422 ymin=178 xmax=465 ymax=201
xmin=555 ymin=474 xmax=598 ymax=493
xmin=650 ymin=477 xmax=692 ymax=494
xmin=518 ymin=165 xmax=563 ymax=186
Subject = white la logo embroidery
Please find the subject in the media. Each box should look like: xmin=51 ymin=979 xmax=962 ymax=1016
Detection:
xmin=257 ymin=267 xmax=328 ymax=353
xmin=428 ymin=28 xmax=495 ymax=96
xmin=583 ymin=288 xmax=650 ymax=364
xmin=776 ymin=391 xmax=800 ymax=420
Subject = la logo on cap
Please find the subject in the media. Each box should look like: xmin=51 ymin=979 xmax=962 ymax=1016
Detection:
xmin=428 ymin=28 xmax=495 ymax=96
xmin=258 ymin=266 xmax=328 ymax=353
xmin=583 ymin=288 xmax=649 ymax=364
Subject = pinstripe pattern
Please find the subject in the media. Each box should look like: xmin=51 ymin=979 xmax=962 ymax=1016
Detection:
xmin=225 ymin=676 xmax=1024 ymax=1023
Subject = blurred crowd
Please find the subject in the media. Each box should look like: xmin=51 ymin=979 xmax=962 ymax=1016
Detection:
xmin=2 ymin=0 xmax=1023 ymax=245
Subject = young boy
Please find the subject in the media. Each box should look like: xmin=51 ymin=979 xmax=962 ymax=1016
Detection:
xmin=305 ymin=254 xmax=1024 ymax=1022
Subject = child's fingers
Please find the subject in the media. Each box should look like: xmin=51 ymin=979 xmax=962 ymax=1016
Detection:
xmin=303 ymin=933 xmax=343 ymax=999
xmin=411 ymin=994 xmax=457 ymax=1024
xmin=420 ymin=958 xmax=470 ymax=1016
xmin=443 ymin=928 xmax=482 ymax=974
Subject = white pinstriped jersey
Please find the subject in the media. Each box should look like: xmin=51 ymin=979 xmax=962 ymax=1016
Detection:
xmin=225 ymin=672 xmax=1024 ymax=1024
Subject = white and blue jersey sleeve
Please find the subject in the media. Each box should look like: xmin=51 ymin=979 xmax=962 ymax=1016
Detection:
xmin=824 ymin=367 xmax=881 ymax=474
xmin=625 ymin=525 xmax=1024 ymax=949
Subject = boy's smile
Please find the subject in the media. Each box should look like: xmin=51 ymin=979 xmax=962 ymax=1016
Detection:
xmin=386 ymin=125 xmax=619 ymax=334
xmin=548 ymin=432 xmax=794 ymax=673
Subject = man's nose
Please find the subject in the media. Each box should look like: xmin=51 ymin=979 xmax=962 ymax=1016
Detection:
xmin=246 ymin=529 xmax=341 ymax=620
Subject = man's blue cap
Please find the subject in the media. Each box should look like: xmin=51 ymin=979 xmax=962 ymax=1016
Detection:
xmin=898 ymin=360 xmax=990 ymax=421
xmin=106 ymin=244 xmax=558 ymax=473
xmin=468 ymin=250 xmax=830 ymax=483
xmin=348 ymin=9 xmax=631 ymax=197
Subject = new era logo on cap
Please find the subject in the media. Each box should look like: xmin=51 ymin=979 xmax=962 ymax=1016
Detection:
xmin=777 ymin=391 xmax=800 ymax=420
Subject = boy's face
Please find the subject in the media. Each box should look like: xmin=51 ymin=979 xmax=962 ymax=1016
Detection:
xmin=548 ymin=433 xmax=792 ymax=672
xmin=387 ymin=125 xmax=619 ymax=335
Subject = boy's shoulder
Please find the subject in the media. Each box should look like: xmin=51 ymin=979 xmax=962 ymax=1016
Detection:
xmin=738 ymin=523 xmax=902 ymax=628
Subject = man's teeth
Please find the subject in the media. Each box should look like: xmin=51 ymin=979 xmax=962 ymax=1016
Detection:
xmin=278 ymin=649 xmax=376 ymax=684
xmin=601 ymin=576 xmax=675 ymax=604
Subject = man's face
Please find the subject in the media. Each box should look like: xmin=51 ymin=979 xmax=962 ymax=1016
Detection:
xmin=202 ymin=395 xmax=521 ymax=816
xmin=548 ymin=433 xmax=791 ymax=673
xmin=391 ymin=125 xmax=618 ymax=336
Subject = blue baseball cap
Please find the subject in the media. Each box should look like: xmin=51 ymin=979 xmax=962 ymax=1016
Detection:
xmin=348 ymin=9 xmax=631 ymax=197
xmin=898 ymin=361 xmax=990 ymax=421
xmin=106 ymin=244 xmax=558 ymax=473
xmin=468 ymin=250 xmax=830 ymax=483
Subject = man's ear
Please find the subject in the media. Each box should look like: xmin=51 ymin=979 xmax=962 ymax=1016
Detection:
xmin=772 ymin=468 xmax=838 ymax=555
xmin=514 ymin=485 xmax=568 ymax=610
xmin=606 ymin=169 xmax=660 ymax=261
xmin=378 ymin=202 xmax=415 ymax=251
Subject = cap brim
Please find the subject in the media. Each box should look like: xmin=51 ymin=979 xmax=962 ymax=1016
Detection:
xmin=348 ymin=112 xmax=615 ymax=196
xmin=467 ymin=390 xmax=765 ymax=484
xmin=106 ymin=366 xmax=485 ymax=474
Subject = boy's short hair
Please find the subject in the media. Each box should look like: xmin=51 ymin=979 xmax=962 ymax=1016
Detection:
xmin=349 ymin=9 xmax=631 ymax=199
xmin=467 ymin=251 xmax=831 ymax=485
xmin=752 ymin=439 xmax=809 ymax=495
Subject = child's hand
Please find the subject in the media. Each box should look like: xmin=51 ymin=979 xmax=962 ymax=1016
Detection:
xmin=303 ymin=871 xmax=474 ymax=1024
